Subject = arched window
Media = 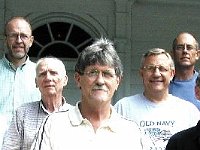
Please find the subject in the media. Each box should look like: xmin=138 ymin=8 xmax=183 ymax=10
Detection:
xmin=29 ymin=22 xmax=94 ymax=58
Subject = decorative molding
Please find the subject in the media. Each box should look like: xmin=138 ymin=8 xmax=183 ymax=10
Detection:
xmin=136 ymin=0 xmax=200 ymax=6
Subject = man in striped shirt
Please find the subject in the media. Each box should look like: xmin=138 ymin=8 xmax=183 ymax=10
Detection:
xmin=2 ymin=57 xmax=73 ymax=150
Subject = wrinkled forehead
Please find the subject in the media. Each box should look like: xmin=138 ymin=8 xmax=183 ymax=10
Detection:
xmin=144 ymin=53 xmax=171 ymax=65
xmin=85 ymin=63 xmax=115 ymax=70
xmin=37 ymin=59 xmax=65 ymax=74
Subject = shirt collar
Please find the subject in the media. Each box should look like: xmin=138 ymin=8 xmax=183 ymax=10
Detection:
xmin=172 ymin=70 xmax=198 ymax=82
xmin=39 ymin=97 xmax=72 ymax=114
xmin=3 ymin=54 xmax=29 ymax=70
xmin=68 ymin=101 xmax=125 ymax=132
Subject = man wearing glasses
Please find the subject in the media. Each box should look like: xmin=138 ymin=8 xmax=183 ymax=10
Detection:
xmin=166 ymin=74 xmax=200 ymax=150
xmin=0 ymin=16 xmax=40 ymax=148
xmin=169 ymin=32 xmax=200 ymax=111
xmin=31 ymin=38 xmax=144 ymax=150
xmin=115 ymin=48 xmax=200 ymax=150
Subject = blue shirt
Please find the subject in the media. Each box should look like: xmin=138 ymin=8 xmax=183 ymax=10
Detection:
xmin=169 ymin=71 xmax=200 ymax=111
xmin=0 ymin=55 xmax=41 ymax=149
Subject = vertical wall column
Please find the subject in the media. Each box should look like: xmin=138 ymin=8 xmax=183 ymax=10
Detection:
xmin=0 ymin=0 xmax=5 ymax=57
xmin=113 ymin=0 xmax=135 ymax=104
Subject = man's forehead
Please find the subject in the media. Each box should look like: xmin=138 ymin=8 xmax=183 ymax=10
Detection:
xmin=144 ymin=54 xmax=170 ymax=63
xmin=39 ymin=60 xmax=59 ymax=70
xmin=7 ymin=19 xmax=31 ymax=33
xmin=177 ymin=34 xmax=196 ymax=44
xmin=85 ymin=64 xmax=114 ymax=70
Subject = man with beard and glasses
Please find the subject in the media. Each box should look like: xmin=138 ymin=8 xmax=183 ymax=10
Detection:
xmin=0 ymin=16 xmax=40 ymax=148
xmin=31 ymin=38 xmax=144 ymax=150
xmin=169 ymin=32 xmax=200 ymax=111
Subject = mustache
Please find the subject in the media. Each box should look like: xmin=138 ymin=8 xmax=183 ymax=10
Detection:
xmin=93 ymin=85 xmax=107 ymax=91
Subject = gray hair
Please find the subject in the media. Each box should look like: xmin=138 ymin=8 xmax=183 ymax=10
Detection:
xmin=75 ymin=38 xmax=123 ymax=77
xmin=36 ymin=57 xmax=66 ymax=77
xmin=140 ymin=48 xmax=175 ymax=69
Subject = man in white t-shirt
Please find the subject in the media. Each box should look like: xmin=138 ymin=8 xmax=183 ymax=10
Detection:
xmin=115 ymin=48 xmax=200 ymax=150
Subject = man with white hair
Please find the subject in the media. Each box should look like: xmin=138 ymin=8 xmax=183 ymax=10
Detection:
xmin=2 ymin=57 xmax=73 ymax=150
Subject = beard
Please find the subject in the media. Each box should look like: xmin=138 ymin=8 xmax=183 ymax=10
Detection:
xmin=10 ymin=50 xmax=27 ymax=60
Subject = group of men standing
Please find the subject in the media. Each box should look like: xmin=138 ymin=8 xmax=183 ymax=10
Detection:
xmin=0 ymin=16 xmax=200 ymax=150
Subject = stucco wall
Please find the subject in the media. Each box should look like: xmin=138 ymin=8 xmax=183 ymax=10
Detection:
xmin=0 ymin=0 xmax=200 ymax=104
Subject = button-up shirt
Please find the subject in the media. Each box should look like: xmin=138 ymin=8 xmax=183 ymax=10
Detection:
xmin=0 ymin=55 xmax=41 ymax=149
xmin=2 ymin=99 xmax=73 ymax=150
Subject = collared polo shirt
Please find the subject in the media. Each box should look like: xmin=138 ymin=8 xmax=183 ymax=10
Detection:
xmin=31 ymin=102 xmax=143 ymax=150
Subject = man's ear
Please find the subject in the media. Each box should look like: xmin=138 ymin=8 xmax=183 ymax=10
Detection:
xmin=170 ymin=68 xmax=175 ymax=81
xmin=35 ymin=78 xmax=38 ymax=88
xmin=195 ymin=85 xmax=200 ymax=100
xmin=29 ymin=36 xmax=34 ymax=47
xmin=169 ymin=50 xmax=174 ymax=59
xmin=63 ymin=75 xmax=68 ymax=86
xmin=74 ymin=72 xmax=81 ymax=89
xmin=195 ymin=49 xmax=200 ymax=60
xmin=139 ymin=68 xmax=143 ymax=78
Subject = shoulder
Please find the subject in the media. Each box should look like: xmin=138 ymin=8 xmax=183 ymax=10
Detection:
xmin=166 ymin=127 xmax=196 ymax=150
xmin=0 ymin=57 xmax=4 ymax=64
xmin=15 ymin=101 xmax=40 ymax=113
xmin=114 ymin=94 xmax=145 ymax=115
xmin=167 ymin=121 xmax=200 ymax=150
xmin=18 ymin=101 xmax=40 ymax=108
xmin=45 ymin=110 xmax=69 ymax=122
xmin=26 ymin=61 xmax=36 ymax=67
xmin=171 ymin=95 xmax=200 ymax=112
xmin=115 ymin=94 xmax=142 ymax=105
xmin=25 ymin=58 xmax=36 ymax=68
xmin=169 ymin=125 xmax=197 ymax=142
xmin=112 ymin=110 xmax=141 ymax=132
xmin=0 ymin=56 xmax=8 ymax=69
xmin=170 ymin=95 xmax=197 ymax=106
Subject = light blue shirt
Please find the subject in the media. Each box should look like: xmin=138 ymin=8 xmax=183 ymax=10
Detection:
xmin=169 ymin=71 xmax=200 ymax=111
xmin=0 ymin=55 xmax=41 ymax=149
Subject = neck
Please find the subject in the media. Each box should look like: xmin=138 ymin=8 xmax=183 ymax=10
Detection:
xmin=174 ymin=67 xmax=195 ymax=80
xmin=79 ymin=102 xmax=111 ymax=132
xmin=6 ymin=54 xmax=27 ymax=68
xmin=42 ymin=95 xmax=63 ymax=113
xmin=144 ymin=90 xmax=169 ymax=103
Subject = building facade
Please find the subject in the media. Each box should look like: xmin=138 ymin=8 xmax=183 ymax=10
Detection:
xmin=0 ymin=0 xmax=200 ymax=105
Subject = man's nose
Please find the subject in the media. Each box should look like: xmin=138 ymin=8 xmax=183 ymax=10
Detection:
xmin=16 ymin=35 xmax=23 ymax=42
xmin=95 ymin=72 xmax=105 ymax=84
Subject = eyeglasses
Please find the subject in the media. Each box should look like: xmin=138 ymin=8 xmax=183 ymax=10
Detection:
xmin=6 ymin=33 xmax=31 ymax=41
xmin=83 ymin=69 xmax=116 ymax=79
xmin=175 ymin=44 xmax=196 ymax=51
xmin=142 ymin=64 xmax=171 ymax=72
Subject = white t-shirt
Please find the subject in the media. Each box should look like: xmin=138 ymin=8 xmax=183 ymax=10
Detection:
xmin=115 ymin=93 xmax=200 ymax=150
